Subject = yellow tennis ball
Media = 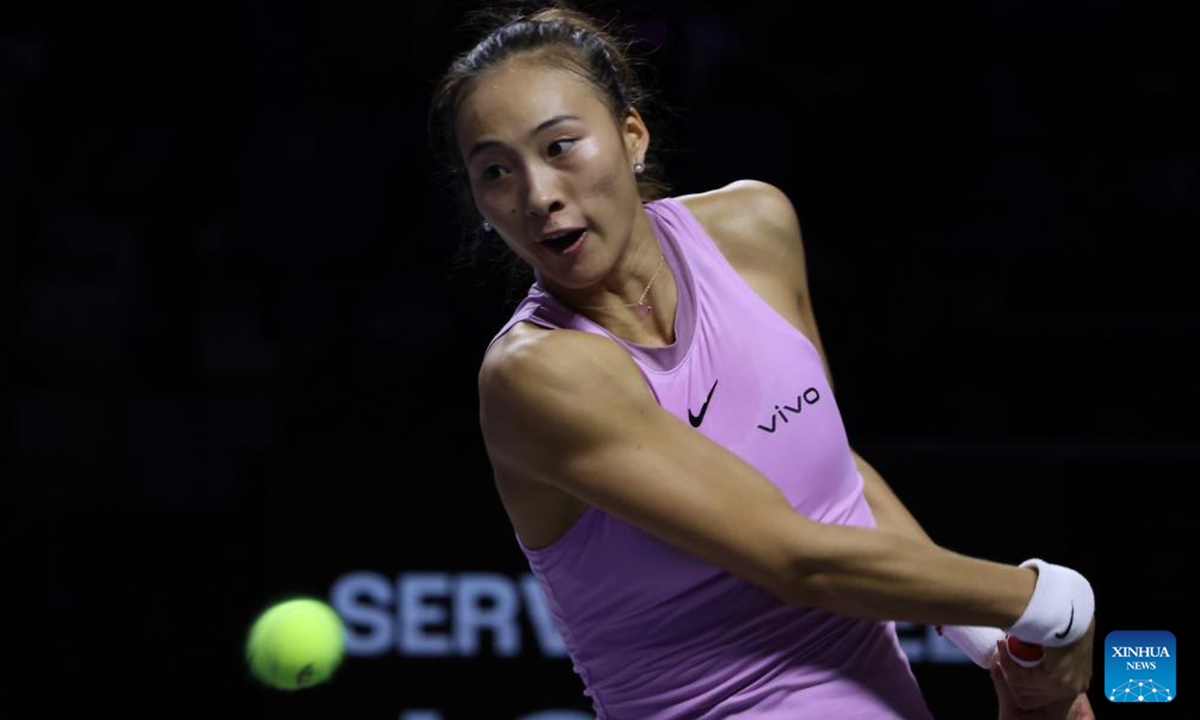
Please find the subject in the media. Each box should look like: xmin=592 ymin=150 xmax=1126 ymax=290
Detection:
xmin=246 ymin=597 xmax=346 ymax=691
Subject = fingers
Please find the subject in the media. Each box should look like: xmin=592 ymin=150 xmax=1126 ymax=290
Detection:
xmin=997 ymin=640 xmax=1039 ymax=681
xmin=995 ymin=640 xmax=1077 ymax=710
xmin=990 ymin=662 xmax=1016 ymax=715
xmin=995 ymin=640 xmax=1040 ymax=709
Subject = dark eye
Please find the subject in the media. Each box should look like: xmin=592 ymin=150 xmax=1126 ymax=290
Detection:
xmin=548 ymin=139 xmax=576 ymax=157
xmin=481 ymin=164 xmax=508 ymax=182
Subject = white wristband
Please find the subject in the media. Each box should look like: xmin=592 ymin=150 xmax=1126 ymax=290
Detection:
xmin=940 ymin=624 xmax=1005 ymax=668
xmin=1008 ymin=558 xmax=1094 ymax=647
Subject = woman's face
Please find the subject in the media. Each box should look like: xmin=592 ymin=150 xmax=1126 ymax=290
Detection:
xmin=455 ymin=57 xmax=649 ymax=291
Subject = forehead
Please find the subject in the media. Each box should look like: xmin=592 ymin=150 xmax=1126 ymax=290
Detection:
xmin=455 ymin=59 xmax=611 ymax=151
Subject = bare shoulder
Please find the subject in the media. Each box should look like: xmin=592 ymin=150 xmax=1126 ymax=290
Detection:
xmin=676 ymin=179 xmax=808 ymax=294
xmin=479 ymin=323 xmax=641 ymax=410
xmin=478 ymin=323 xmax=653 ymax=473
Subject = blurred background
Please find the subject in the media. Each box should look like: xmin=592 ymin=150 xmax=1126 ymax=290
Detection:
xmin=3 ymin=0 xmax=1195 ymax=718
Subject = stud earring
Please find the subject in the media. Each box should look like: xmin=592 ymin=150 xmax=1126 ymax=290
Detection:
xmin=481 ymin=220 xmax=493 ymax=233
xmin=633 ymin=162 xmax=645 ymax=175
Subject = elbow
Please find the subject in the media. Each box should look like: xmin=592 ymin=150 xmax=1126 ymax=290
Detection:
xmin=772 ymin=563 xmax=837 ymax=609
xmin=751 ymin=506 xmax=856 ymax=610
xmin=761 ymin=534 xmax=840 ymax=609
xmin=765 ymin=523 xmax=866 ymax=612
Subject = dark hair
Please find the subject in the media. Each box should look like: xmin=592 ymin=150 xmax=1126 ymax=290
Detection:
xmin=429 ymin=2 xmax=673 ymax=300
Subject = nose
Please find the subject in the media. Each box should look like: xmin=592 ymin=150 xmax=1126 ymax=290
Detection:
xmin=523 ymin=164 xmax=565 ymax=219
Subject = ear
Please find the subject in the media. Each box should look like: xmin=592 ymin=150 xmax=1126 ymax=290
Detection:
xmin=621 ymin=106 xmax=650 ymax=165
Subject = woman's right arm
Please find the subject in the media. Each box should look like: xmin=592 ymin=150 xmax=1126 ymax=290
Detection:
xmin=479 ymin=327 xmax=1037 ymax=628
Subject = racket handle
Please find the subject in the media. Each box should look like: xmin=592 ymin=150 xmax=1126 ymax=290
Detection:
xmin=1005 ymin=634 xmax=1045 ymax=668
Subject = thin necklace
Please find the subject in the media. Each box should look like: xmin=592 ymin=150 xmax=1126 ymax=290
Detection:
xmin=580 ymin=250 xmax=666 ymax=318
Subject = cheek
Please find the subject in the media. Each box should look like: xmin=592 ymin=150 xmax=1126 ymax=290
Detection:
xmin=503 ymin=241 xmax=538 ymax=267
xmin=470 ymin=180 xmax=510 ymax=218
xmin=468 ymin=183 xmax=485 ymax=213
xmin=576 ymin=144 xmax=626 ymax=200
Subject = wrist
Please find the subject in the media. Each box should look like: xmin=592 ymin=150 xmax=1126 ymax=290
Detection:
xmin=1007 ymin=558 xmax=1094 ymax=647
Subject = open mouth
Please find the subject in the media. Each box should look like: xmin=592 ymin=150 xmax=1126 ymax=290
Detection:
xmin=541 ymin=229 xmax=586 ymax=254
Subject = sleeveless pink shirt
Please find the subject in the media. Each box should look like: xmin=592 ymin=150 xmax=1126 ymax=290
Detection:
xmin=488 ymin=197 xmax=935 ymax=719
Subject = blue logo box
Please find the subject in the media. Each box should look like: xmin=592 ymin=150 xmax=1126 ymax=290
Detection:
xmin=1104 ymin=630 xmax=1175 ymax=703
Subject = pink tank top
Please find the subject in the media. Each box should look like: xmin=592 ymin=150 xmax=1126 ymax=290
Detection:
xmin=488 ymin=197 xmax=935 ymax=719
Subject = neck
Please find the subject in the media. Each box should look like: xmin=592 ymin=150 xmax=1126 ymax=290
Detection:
xmin=552 ymin=208 xmax=677 ymax=344
xmin=581 ymin=228 xmax=676 ymax=345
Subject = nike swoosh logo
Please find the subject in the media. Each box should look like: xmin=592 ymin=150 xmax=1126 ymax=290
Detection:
xmin=688 ymin=379 xmax=719 ymax=427
xmin=1054 ymin=603 xmax=1075 ymax=640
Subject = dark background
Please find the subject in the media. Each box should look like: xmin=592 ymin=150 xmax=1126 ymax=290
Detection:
xmin=3 ymin=1 xmax=1195 ymax=718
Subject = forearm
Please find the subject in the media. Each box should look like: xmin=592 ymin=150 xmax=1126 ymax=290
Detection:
xmin=790 ymin=521 xmax=1036 ymax=628
xmin=851 ymin=449 xmax=1008 ymax=666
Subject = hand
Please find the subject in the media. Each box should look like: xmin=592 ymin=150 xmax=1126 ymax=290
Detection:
xmin=998 ymin=617 xmax=1095 ymax=709
xmin=1041 ymin=615 xmax=1096 ymax=697
xmin=992 ymin=663 xmax=1095 ymax=720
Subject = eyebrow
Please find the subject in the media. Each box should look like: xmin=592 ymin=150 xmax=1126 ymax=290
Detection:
xmin=466 ymin=115 xmax=581 ymax=163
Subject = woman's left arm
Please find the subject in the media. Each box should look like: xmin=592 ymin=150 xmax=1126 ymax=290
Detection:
xmin=725 ymin=178 xmax=1092 ymax=712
